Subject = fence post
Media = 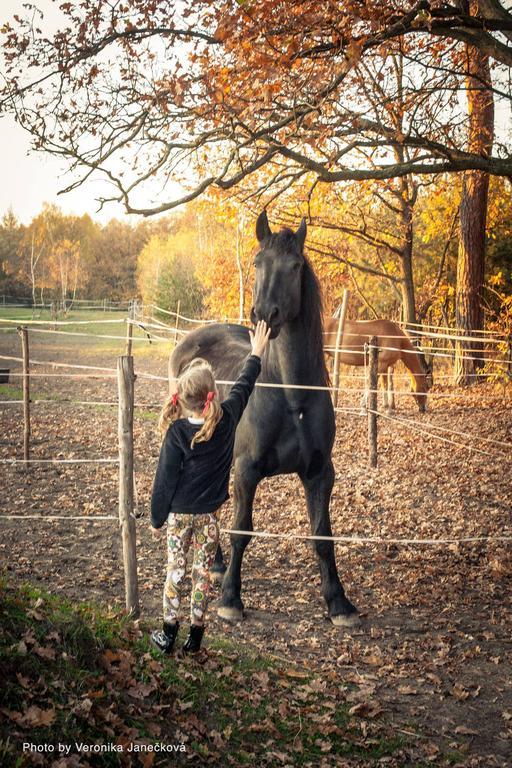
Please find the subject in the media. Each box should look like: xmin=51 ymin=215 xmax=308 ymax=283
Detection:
xmin=368 ymin=335 xmax=379 ymax=468
xmin=19 ymin=327 xmax=30 ymax=463
xmin=173 ymin=299 xmax=181 ymax=346
xmin=117 ymin=355 xmax=140 ymax=617
xmin=332 ymin=289 xmax=349 ymax=407
xmin=126 ymin=302 xmax=134 ymax=356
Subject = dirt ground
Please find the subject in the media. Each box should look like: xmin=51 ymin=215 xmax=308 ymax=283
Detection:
xmin=1 ymin=328 xmax=511 ymax=766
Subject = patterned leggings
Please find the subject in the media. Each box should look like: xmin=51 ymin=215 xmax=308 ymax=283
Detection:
xmin=163 ymin=512 xmax=219 ymax=625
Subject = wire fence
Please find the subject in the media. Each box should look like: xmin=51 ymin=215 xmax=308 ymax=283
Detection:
xmin=1 ymin=318 xmax=511 ymax=618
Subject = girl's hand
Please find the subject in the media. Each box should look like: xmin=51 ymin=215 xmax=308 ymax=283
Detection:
xmin=249 ymin=320 xmax=271 ymax=357
xmin=151 ymin=526 xmax=166 ymax=539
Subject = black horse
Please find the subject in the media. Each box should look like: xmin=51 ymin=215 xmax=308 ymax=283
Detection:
xmin=169 ymin=211 xmax=358 ymax=626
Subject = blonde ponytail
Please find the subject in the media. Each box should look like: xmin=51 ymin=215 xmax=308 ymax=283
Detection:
xmin=158 ymin=392 xmax=182 ymax=437
xmin=190 ymin=395 xmax=222 ymax=448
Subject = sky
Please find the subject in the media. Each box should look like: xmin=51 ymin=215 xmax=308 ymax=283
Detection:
xmin=0 ymin=0 xmax=145 ymax=225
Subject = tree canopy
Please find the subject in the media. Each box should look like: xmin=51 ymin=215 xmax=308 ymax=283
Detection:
xmin=1 ymin=1 xmax=511 ymax=215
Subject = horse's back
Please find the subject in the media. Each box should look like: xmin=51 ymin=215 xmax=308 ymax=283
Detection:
xmin=170 ymin=323 xmax=251 ymax=387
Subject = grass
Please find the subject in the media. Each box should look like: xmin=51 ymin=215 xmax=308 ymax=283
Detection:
xmin=0 ymin=308 xmax=173 ymax=359
xmin=0 ymin=578 xmax=409 ymax=767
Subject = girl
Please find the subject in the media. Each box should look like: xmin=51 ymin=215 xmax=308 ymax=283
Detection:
xmin=150 ymin=320 xmax=271 ymax=654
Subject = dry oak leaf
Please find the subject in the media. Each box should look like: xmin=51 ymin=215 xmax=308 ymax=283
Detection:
xmin=20 ymin=705 xmax=56 ymax=727
xmin=72 ymin=698 xmax=93 ymax=718
xmin=34 ymin=645 xmax=56 ymax=660
xmin=127 ymin=682 xmax=156 ymax=699
xmin=398 ymin=685 xmax=419 ymax=695
xmin=348 ymin=701 xmax=383 ymax=719
xmin=451 ymin=683 xmax=470 ymax=700
xmin=283 ymin=668 xmax=310 ymax=679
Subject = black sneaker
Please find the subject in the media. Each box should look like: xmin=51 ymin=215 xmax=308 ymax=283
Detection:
xmin=151 ymin=621 xmax=179 ymax=654
xmin=182 ymin=624 xmax=205 ymax=654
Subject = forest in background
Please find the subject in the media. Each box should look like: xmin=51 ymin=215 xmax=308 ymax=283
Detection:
xmin=1 ymin=174 xmax=510 ymax=330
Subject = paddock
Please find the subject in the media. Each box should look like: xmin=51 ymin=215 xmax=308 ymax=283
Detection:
xmin=0 ymin=306 xmax=511 ymax=765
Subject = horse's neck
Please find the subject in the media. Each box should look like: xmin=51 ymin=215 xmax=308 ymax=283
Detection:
xmin=265 ymin=318 xmax=321 ymax=388
xmin=402 ymin=341 xmax=426 ymax=392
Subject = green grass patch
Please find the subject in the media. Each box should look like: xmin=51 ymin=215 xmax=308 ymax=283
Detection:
xmin=0 ymin=384 xmax=23 ymax=400
xmin=0 ymin=578 xmax=409 ymax=767
xmin=0 ymin=308 xmax=172 ymax=361
xmin=135 ymin=408 xmax=159 ymax=422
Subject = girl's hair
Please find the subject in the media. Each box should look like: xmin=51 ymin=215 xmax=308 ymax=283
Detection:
xmin=159 ymin=358 xmax=222 ymax=448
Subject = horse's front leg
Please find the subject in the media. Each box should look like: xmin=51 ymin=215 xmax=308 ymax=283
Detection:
xmin=301 ymin=459 xmax=359 ymax=627
xmin=211 ymin=544 xmax=226 ymax=585
xmin=387 ymin=366 xmax=396 ymax=411
xmin=218 ymin=457 xmax=260 ymax=622
xmin=379 ymin=373 xmax=388 ymax=410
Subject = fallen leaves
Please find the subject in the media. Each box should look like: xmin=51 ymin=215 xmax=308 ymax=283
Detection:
xmin=7 ymin=705 xmax=56 ymax=727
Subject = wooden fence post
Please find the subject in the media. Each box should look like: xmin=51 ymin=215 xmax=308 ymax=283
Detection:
xmin=19 ymin=327 xmax=30 ymax=463
xmin=367 ymin=335 xmax=379 ymax=468
xmin=117 ymin=355 xmax=140 ymax=617
xmin=173 ymin=299 xmax=181 ymax=346
xmin=126 ymin=302 xmax=134 ymax=356
xmin=332 ymin=289 xmax=349 ymax=407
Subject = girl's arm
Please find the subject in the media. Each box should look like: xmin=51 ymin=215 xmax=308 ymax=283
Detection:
xmin=222 ymin=355 xmax=262 ymax=424
xmin=222 ymin=320 xmax=271 ymax=424
xmin=150 ymin=430 xmax=183 ymax=529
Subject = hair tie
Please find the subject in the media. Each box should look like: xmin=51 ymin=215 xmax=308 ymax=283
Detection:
xmin=171 ymin=393 xmax=179 ymax=408
xmin=202 ymin=391 xmax=216 ymax=417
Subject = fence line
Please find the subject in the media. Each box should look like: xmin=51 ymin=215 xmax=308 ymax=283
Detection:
xmin=324 ymin=344 xmax=509 ymax=365
xmin=0 ymin=399 xmax=161 ymax=407
xmin=0 ymin=457 xmax=119 ymax=464
xmin=220 ymin=528 xmax=512 ymax=545
xmin=2 ymin=303 xmax=506 ymax=343
xmin=400 ymin=318 xmax=507 ymax=335
xmin=324 ymin=329 xmax=506 ymax=345
xmin=147 ymin=303 xmax=218 ymax=324
xmin=23 ymin=327 xmax=167 ymax=343
xmin=377 ymin=412 xmax=512 ymax=450
xmin=367 ymin=409 xmax=509 ymax=458
xmin=1 ymin=339 xmax=510 ymax=621
xmin=0 ymin=353 xmax=117 ymax=373
xmin=0 ymin=515 xmax=119 ymax=521
xmin=0 ymin=513 xmax=510 ymax=546
xmin=0 ymin=317 xmax=127 ymax=326
xmin=1 ymin=354 xmax=509 ymax=398
xmin=336 ymin=405 xmax=512 ymax=455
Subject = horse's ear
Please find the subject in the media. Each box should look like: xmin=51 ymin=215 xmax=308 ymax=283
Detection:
xmin=256 ymin=210 xmax=272 ymax=243
xmin=296 ymin=218 xmax=307 ymax=252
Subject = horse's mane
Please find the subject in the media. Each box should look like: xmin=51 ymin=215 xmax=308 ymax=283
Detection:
xmin=302 ymin=254 xmax=329 ymax=386
xmin=268 ymin=227 xmax=328 ymax=386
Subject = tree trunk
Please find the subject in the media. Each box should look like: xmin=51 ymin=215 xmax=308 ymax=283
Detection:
xmin=236 ymin=212 xmax=245 ymax=322
xmin=455 ymin=4 xmax=494 ymax=386
xmin=400 ymin=241 xmax=416 ymax=327
xmin=399 ymin=181 xmax=417 ymax=327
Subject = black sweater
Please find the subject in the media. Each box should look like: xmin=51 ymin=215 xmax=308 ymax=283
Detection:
xmin=150 ymin=355 xmax=261 ymax=528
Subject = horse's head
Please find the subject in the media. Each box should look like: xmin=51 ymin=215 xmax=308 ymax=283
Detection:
xmin=418 ymin=348 xmax=434 ymax=390
xmin=250 ymin=210 xmax=307 ymax=339
xmin=411 ymin=347 xmax=433 ymax=413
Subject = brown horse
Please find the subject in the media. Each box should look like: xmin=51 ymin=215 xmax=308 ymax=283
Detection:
xmin=324 ymin=318 xmax=432 ymax=412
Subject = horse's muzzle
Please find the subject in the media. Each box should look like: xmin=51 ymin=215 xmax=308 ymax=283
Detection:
xmin=250 ymin=307 xmax=282 ymax=339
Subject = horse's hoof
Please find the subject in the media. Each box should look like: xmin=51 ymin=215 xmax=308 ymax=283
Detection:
xmin=331 ymin=612 xmax=361 ymax=628
xmin=217 ymin=606 xmax=244 ymax=622
xmin=211 ymin=571 xmax=225 ymax=586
